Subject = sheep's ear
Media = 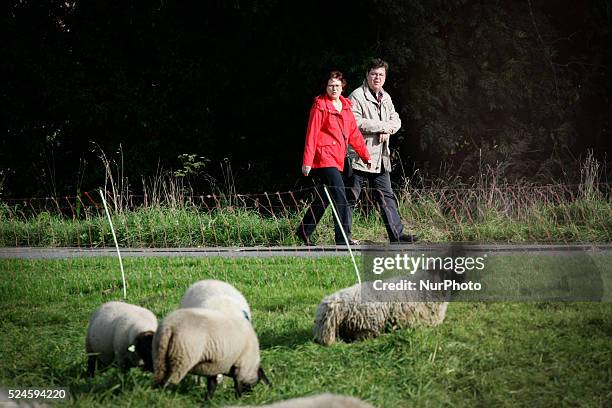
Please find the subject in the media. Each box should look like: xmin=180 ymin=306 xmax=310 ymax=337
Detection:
xmin=258 ymin=367 xmax=271 ymax=386
xmin=134 ymin=331 xmax=155 ymax=372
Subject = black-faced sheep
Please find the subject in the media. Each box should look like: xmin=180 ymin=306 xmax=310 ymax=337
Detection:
xmin=313 ymin=280 xmax=448 ymax=345
xmin=153 ymin=308 xmax=269 ymax=399
xmin=225 ymin=393 xmax=375 ymax=408
xmin=179 ymin=279 xmax=252 ymax=322
xmin=85 ymin=301 xmax=157 ymax=376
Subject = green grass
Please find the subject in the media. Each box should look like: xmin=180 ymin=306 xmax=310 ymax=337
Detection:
xmin=1 ymin=186 xmax=610 ymax=247
xmin=1 ymin=256 xmax=611 ymax=407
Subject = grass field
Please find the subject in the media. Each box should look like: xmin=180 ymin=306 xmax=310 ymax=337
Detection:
xmin=1 ymin=256 xmax=611 ymax=407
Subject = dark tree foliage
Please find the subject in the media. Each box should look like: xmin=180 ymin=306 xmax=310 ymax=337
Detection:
xmin=2 ymin=0 xmax=610 ymax=197
xmin=381 ymin=0 xmax=612 ymax=180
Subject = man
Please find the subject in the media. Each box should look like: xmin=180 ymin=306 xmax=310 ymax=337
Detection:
xmin=347 ymin=58 xmax=418 ymax=243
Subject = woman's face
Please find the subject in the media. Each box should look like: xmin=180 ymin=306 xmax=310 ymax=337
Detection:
xmin=326 ymin=78 xmax=343 ymax=100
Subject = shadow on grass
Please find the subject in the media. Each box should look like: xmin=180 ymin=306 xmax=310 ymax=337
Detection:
xmin=258 ymin=327 xmax=314 ymax=349
xmin=61 ymin=362 xmax=157 ymax=400
xmin=257 ymin=299 xmax=318 ymax=314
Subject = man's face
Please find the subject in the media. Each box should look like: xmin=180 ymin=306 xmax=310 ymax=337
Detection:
xmin=367 ymin=67 xmax=386 ymax=93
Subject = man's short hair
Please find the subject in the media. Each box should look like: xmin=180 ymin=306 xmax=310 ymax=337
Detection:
xmin=367 ymin=58 xmax=389 ymax=74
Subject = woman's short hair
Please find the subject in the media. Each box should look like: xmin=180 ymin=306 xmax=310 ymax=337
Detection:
xmin=324 ymin=70 xmax=347 ymax=92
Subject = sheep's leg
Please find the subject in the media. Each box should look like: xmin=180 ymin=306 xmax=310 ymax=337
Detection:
xmin=205 ymin=376 xmax=218 ymax=400
xmin=233 ymin=379 xmax=243 ymax=398
xmin=229 ymin=366 xmax=243 ymax=397
xmin=87 ymin=356 xmax=97 ymax=378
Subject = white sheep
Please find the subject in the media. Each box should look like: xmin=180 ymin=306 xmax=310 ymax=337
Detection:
xmin=313 ymin=278 xmax=449 ymax=345
xmin=225 ymin=393 xmax=375 ymax=408
xmin=85 ymin=301 xmax=158 ymax=377
xmin=153 ymin=308 xmax=269 ymax=399
xmin=179 ymin=279 xmax=252 ymax=322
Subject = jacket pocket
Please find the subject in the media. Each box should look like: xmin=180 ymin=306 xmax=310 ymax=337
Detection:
xmin=316 ymin=144 xmax=338 ymax=163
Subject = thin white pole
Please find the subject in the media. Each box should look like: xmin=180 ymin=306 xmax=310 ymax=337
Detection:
xmin=99 ymin=189 xmax=127 ymax=299
xmin=323 ymin=185 xmax=361 ymax=285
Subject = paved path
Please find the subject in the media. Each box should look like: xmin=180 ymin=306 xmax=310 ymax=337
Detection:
xmin=1 ymin=243 xmax=611 ymax=259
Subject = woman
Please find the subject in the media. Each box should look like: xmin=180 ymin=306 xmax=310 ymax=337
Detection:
xmin=297 ymin=71 xmax=371 ymax=246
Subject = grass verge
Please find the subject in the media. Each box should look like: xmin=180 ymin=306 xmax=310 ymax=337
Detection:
xmin=0 ymin=256 xmax=611 ymax=407
xmin=1 ymin=191 xmax=610 ymax=247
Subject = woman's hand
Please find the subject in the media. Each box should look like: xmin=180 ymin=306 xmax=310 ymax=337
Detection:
xmin=366 ymin=160 xmax=372 ymax=169
xmin=302 ymin=165 xmax=311 ymax=176
xmin=379 ymin=133 xmax=390 ymax=143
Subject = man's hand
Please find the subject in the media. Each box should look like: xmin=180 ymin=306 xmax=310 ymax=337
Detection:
xmin=302 ymin=165 xmax=311 ymax=176
xmin=379 ymin=133 xmax=390 ymax=143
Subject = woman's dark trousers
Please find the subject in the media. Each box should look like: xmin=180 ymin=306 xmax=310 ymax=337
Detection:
xmin=297 ymin=167 xmax=350 ymax=244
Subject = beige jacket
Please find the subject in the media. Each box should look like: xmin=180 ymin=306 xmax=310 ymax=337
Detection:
xmin=348 ymin=81 xmax=401 ymax=173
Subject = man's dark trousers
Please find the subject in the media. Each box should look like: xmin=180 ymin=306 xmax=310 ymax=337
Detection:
xmin=347 ymin=169 xmax=404 ymax=241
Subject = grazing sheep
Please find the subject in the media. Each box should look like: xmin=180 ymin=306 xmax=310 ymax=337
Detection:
xmin=225 ymin=393 xmax=375 ymax=408
xmin=180 ymin=279 xmax=252 ymax=322
xmin=153 ymin=308 xmax=269 ymax=399
xmin=86 ymin=301 xmax=157 ymax=377
xmin=313 ymin=277 xmax=449 ymax=345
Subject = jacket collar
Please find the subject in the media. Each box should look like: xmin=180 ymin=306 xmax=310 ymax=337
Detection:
xmin=362 ymin=80 xmax=386 ymax=104
xmin=322 ymin=94 xmax=351 ymax=113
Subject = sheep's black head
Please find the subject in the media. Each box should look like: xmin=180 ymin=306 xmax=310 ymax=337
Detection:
xmin=229 ymin=365 xmax=271 ymax=397
xmin=257 ymin=366 xmax=271 ymax=386
xmin=134 ymin=331 xmax=155 ymax=372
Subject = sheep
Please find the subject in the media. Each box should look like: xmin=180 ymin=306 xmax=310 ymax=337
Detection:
xmin=153 ymin=307 xmax=269 ymax=399
xmin=313 ymin=276 xmax=449 ymax=345
xmin=225 ymin=393 xmax=375 ymax=408
xmin=179 ymin=279 xmax=252 ymax=322
xmin=85 ymin=301 xmax=157 ymax=377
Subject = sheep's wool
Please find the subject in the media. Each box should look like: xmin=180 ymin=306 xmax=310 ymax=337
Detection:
xmin=313 ymin=282 xmax=448 ymax=345
xmin=153 ymin=308 xmax=261 ymax=387
xmin=225 ymin=393 xmax=375 ymax=408
xmin=180 ymin=279 xmax=252 ymax=322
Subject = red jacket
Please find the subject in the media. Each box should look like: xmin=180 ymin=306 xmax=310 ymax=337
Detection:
xmin=302 ymin=95 xmax=371 ymax=170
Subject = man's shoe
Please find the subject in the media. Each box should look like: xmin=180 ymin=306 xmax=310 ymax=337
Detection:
xmin=391 ymin=234 xmax=419 ymax=243
xmin=336 ymin=238 xmax=360 ymax=245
